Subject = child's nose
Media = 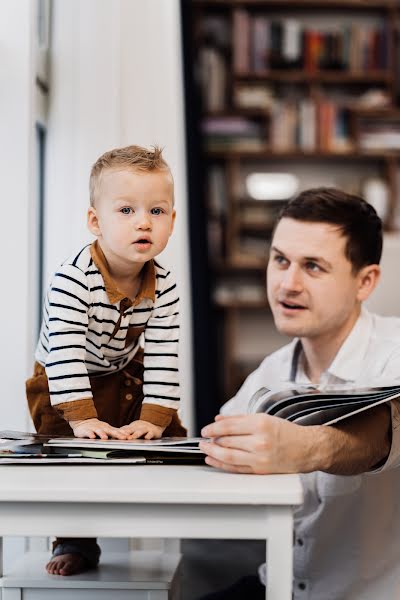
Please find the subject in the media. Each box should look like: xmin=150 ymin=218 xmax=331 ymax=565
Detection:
xmin=136 ymin=213 xmax=151 ymax=229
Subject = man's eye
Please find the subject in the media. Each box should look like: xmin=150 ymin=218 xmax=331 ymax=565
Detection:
xmin=120 ymin=207 xmax=132 ymax=215
xmin=274 ymin=255 xmax=287 ymax=266
xmin=151 ymin=207 xmax=164 ymax=215
xmin=306 ymin=262 xmax=321 ymax=272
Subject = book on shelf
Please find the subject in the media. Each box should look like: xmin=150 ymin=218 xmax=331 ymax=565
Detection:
xmin=248 ymin=384 xmax=400 ymax=427
xmin=0 ymin=432 xmax=206 ymax=465
xmin=199 ymin=46 xmax=227 ymax=112
xmin=202 ymin=116 xmax=266 ymax=151
xmin=231 ymin=8 xmax=389 ymax=74
xmin=358 ymin=116 xmax=400 ymax=150
xmin=198 ymin=16 xmax=229 ymax=111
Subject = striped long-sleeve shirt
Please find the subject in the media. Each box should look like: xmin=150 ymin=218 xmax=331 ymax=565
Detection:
xmin=35 ymin=241 xmax=180 ymax=425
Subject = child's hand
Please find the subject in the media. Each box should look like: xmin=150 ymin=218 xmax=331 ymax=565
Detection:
xmin=69 ymin=418 xmax=129 ymax=440
xmin=120 ymin=420 xmax=166 ymax=440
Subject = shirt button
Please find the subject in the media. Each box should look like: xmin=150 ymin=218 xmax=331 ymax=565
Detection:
xmin=126 ymin=394 xmax=133 ymax=400
xmin=298 ymin=582 xmax=306 ymax=591
xmin=125 ymin=379 xmax=131 ymax=387
xmin=297 ymin=538 xmax=304 ymax=546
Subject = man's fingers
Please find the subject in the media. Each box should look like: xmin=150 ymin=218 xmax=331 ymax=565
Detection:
xmin=204 ymin=455 xmax=251 ymax=474
xmin=201 ymin=415 xmax=260 ymax=438
xmin=199 ymin=440 xmax=251 ymax=467
xmin=212 ymin=434 xmax=257 ymax=452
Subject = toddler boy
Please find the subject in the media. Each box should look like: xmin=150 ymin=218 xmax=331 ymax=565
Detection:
xmin=26 ymin=144 xmax=185 ymax=575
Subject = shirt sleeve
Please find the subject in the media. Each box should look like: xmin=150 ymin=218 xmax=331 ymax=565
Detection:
xmin=44 ymin=264 xmax=97 ymax=421
xmin=140 ymin=269 xmax=180 ymax=427
xmin=370 ymin=350 xmax=400 ymax=472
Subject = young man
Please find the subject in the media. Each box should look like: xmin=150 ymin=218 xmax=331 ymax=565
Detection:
xmin=26 ymin=144 xmax=185 ymax=575
xmin=200 ymin=188 xmax=400 ymax=599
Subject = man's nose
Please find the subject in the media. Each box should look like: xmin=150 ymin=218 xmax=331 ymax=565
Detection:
xmin=280 ymin=265 xmax=303 ymax=292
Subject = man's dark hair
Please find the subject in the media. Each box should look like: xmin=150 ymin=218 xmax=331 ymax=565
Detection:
xmin=277 ymin=187 xmax=383 ymax=271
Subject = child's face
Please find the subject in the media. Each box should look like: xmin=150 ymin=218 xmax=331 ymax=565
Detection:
xmin=87 ymin=168 xmax=176 ymax=269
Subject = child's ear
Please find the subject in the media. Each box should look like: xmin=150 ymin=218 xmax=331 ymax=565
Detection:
xmin=169 ymin=210 xmax=176 ymax=235
xmin=87 ymin=207 xmax=101 ymax=236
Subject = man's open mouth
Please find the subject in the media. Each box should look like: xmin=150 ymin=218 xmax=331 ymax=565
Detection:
xmin=134 ymin=239 xmax=152 ymax=244
xmin=280 ymin=301 xmax=305 ymax=310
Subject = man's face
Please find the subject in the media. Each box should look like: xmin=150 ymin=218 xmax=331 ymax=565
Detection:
xmin=267 ymin=218 xmax=365 ymax=341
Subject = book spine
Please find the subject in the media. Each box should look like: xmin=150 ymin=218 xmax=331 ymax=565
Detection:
xmin=233 ymin=8 xmax=250 ymax=74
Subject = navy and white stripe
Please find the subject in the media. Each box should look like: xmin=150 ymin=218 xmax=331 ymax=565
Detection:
xmin=35 ymin=245 xmax=180 ymax=412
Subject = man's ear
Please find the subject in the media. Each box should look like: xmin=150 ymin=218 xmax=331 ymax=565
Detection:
xmin=356 ymin=264 xmax=381 ymax=302
xmin=87 ymin=206 xmax=101 ymax=236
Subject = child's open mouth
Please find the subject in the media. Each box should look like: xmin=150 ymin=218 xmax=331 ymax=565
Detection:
xmin=133 ymin=238 xmax=152 ymax=249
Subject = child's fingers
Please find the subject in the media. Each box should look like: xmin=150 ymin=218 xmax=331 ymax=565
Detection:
xmin=129 ymin=427 xmax=149 ymax=439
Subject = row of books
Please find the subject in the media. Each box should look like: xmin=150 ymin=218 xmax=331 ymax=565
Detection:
xmin=203 ymin=101 xmax=352 ymax=153
xmin=233 ymin=10 xmax=389 ymax=73
xmin=271 ymin=99 xmax=352 ymax=153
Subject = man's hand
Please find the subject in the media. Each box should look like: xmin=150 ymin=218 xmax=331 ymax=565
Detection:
xmin=200 ymin=414 xmax=322 ymax=474
xmin=199 ymin=405 xmax=391 ymax=475
xmin=69 ymin=418 xmax=129 ymax=440
xmin=119 ymin=420 xmax=165 ymax=440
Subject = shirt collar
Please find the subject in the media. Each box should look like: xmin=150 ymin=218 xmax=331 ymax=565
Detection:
xmin=90 ymin=240 xmax=156 ymax=306
xmin=289 ymin=307 xmax=373 ymax=383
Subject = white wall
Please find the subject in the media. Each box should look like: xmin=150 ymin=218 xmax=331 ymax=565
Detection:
xmin=0 ymin=0 xmax=36 ymax=429
xmin=366 ymin=233 xmax=400 ymax=317
xmin=46 ymin=0 xmax=194 ymax=432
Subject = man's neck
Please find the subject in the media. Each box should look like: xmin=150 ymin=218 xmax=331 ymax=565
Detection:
xmin=301 ymin=308 xmax=361 ymax=384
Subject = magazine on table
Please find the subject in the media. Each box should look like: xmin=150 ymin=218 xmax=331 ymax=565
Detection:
xmin=0 ymin=432 xmax=206 ymax=465
xmin=249 ymin=384 xmax=400 ymax=426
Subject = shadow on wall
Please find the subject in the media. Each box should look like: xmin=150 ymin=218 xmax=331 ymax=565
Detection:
xmin=366 ymin=233 xmax=400 ymax=318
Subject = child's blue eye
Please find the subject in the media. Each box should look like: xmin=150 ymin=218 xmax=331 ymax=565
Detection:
xmin=151 ymin=207 xmax=163 ymax=215
xmin=121 ymin=207 xmax=132 ymax=215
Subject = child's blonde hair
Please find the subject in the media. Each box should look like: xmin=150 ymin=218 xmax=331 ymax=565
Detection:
xmin=89 ymin=144 xmax=170 ymax=206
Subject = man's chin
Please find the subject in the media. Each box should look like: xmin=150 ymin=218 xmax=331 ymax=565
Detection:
xmin=273 ymin=315 xmax=309 ymax=338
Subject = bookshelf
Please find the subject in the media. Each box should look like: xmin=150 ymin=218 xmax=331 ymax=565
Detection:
xmin=182 ymin=0 xmax=400 ymax=428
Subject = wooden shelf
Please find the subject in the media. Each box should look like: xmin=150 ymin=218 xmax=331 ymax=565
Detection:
xmin=215 ymin=299 xmax=268 ymax=309
xmin=212 ymin=259 xmax=268 ymax=271
xmin=188 ymin=0 xmax=400 ymax=409
xmin=240 ymin=221 xmax=275 ymax=232
xmin=206 ymin=149 xmax=400 ymax=160
xmin=204 ymin=108 xmax=271 ymax=118
xmin=235 ymin=70 xmax=394 ymax=84
xmin=194 ymin=0 xmax=395 ymax=10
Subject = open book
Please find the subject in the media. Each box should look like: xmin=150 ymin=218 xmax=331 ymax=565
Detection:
xmin=0 ymin=432 xmax=205 ymax=465
xmin=248 ymin=385 xmax=400 ymax=426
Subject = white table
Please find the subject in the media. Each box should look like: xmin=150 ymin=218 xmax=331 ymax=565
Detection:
xmin=0 ymin=465 xmax=303 ymax=600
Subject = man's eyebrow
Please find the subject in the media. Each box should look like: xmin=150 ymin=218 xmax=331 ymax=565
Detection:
xmin=303 ymin=255 xmax=332 ymax=270
xmin=270 ymin=245 xmax=286 ymax=257
xmin=271 ymin=246 xmax=332 ymax=269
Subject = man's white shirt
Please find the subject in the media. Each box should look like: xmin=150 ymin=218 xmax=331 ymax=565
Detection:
xmin=223 ymin=307 xmax=400 ymax=599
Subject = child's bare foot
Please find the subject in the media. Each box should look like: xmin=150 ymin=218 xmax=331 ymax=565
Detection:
xmin=46 ymin=553 xmax=90 ymax=576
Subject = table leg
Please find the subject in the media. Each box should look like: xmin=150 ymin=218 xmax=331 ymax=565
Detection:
xmin=266 ymin=506 xmax=293 ymax=600
xmin=0 ymin=536 xmax=2 ymax=600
